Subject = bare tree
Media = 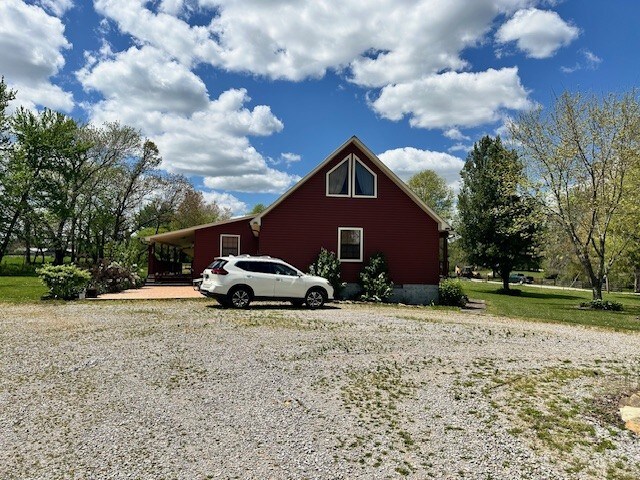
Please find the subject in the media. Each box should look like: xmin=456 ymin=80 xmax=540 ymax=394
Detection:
xmin=511 ymin=91 xmax=640 ymax=300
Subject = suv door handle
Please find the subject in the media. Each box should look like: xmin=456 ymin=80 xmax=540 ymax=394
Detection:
xmin=276 ymin=278 xmax=282 ymax=282
xmin=247 ymin=275 xmax=253 ymax=278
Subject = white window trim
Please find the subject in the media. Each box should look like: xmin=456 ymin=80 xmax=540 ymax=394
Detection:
xmin=337 ymin=227 xmax=363 ymax=262
xmin=220 ymin=234 xmax=240 ymax=256
xmin=352 ymin=155 xmax=377 ymax=198
xmin=326 ymin=155 xmax=352 ymax=197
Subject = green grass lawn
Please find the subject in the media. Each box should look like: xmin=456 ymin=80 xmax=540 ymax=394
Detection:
xmin=0 ymin=254 xmax=54 ymax=276
xmin=463 ymin=281 xmax=640 ymax=331
xmin=0 ymin=276 xmax=48 ymax=303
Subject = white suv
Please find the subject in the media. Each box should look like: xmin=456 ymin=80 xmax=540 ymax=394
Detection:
xmin=197 ymin=255 xmax=334 ymax=309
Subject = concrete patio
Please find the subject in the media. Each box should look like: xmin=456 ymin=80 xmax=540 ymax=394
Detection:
xmin=93 ymin=285 xmax=202 ymax=300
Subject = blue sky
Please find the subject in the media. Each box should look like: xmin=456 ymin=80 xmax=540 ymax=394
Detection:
xmin=1 ymin=0 xmax=639 ymax=214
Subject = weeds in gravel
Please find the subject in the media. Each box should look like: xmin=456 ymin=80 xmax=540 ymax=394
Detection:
xmin=483 ymin=364 xmax=640 ymax=479
xmin=225 ymin=311 xmax=335 ymax=330
xmin=338 ymin=361 xmax=422 ymax=474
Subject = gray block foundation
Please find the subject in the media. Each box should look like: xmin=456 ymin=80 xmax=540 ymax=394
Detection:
xmin=340 ymin=283 xmax=439 ymax=305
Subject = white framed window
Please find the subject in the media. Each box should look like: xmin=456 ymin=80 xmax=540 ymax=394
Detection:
xmin=220 ymin=234 xmax=240 ymax=256
xmin=338 ymin=227 xmax=363 ymax=262
xmin=326 ymin=156 xmax=351 ymax=196
xmin=326 ymin=154 xmax=377 ymax=198
xmin=353 ymin=157 xmax=377 ymax=197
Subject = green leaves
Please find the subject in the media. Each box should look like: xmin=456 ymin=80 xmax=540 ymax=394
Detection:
xmin=37 ymin=264 xmax=91 ymax=300
xmin=407 ymin=169 xmax=454 ymax=221
xmin=438 ymin=279 xmax=468 ymax=307
xmin=457 ymin=136 xmax=543 ymax=287
xmin=309 ymin=248 xmax=343 ymax=296
xmin=358 ymin=252 xmax=393 ymax=302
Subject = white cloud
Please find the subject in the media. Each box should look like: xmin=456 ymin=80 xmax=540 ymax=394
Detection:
xmin=371 ymin=68 xmax=532 ymax=129
xmin=448 ymin=143 xmax=472 ymax=154
xmin=443 ymin=128 xmax=470 ymax=141
xmin=93 ymin=0 xmax=221 ymax=67
xmin=78 ymin=46 xmax=209 ymax=116
xmin=37 ymin=0 xmax=73 ymax=17
xmin=90 ymin=0 xmax=545 ymax=130
xmin=378 ymin=147 xmax=465 ymax=186
xmin=200 ymin=0 xmax=535 ymax=87
xmin=203 ymin=170 xmax=301 ymax=194
xmin=279 ymin=152 xmax=302 ymax=166
xmin=79 ymin=45 xmax=297 ymax=194
xmin=561 ymin=49 xmax=602 ymax=73
xmin=0 ymin=0 xmax=73 ymax=111
xmin=159 ymin=0 xmax=186 ymax=16
xmin=496 ymin=8 xmax=579 ymax=59
xmin=583 ymin=50 xmax=602 ymax=68
xmin=201 ymin=190 xmax=248 ymax=216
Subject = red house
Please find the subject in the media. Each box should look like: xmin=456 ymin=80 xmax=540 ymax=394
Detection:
xmin=147 ymin=137 xmax=452 ymax=304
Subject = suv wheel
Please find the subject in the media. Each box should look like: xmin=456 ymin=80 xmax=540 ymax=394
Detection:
xmin=229 ymin=286 xmax=252 ymax=309
xmin=305 ymin=288 xmax=326 ymax=309
xmin=216 ymin=296 xmax=230 ymax=308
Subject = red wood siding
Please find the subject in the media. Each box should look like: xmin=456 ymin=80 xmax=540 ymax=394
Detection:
xmin=192 ymin=219 xmax=258 ymax=276
xmin=258 ymin=143 xmax=441 ymax=284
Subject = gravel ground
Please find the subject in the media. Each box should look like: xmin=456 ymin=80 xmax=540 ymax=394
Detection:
xmin=1 ymin=300 xmax=639 ymax=479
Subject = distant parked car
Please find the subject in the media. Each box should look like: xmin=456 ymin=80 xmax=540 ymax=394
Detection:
xmin=509 ymin=273 xmax=533 ymax=284
xmin=460 ymin=266 xmax=481 ymax=279
xmin=197 ymin=255 xmax=334 ymax=309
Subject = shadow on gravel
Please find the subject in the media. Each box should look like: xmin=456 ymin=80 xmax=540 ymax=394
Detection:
xmin=205 ymin=303 xmax=341 ymax=310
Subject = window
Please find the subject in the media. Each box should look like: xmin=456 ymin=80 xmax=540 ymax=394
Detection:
xmin=326 ymin=154 xmax=376 ymax=198
xmin=273 ymin=263 xmax=299 ymax=276
xmin=236 ymin=261 xmax=273 ymax=273
xmin=326 ymin=157 xmax=350 ymax=196
xmin=338 ymin=227 xmax=363 ymax=262
xmin=353 ymin=158 xmax=376 ymax=197
xmin=220 ymin=235 xmax=240 ymax=256
xmin=207 ymin=259 xmax=227 ymax=270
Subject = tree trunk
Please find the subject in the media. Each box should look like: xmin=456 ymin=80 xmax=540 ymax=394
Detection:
xmin=500 ymin=267 xmax=510 ymax=291
xmin=52 ymin=220 xmax=67 ymax=266
xmin=591 ymin=278 xmax=603 ymax=300
xmin=70 ymin=216 xmax=77 ymax=264
xmin=576 ymin=252 xmax=602 ymax=300
xmin=634 ymin=267 xmax=640 ymax=293
xmin=25 ymin=219 xmax=31 ymax=265
xmin=0 ymin=208 xmax=22 ymax=264
xmin=54 ymin=249 xmax=65 ymax=266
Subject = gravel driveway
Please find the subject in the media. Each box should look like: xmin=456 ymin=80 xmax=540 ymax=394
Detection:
xmin=1 ymin=301 xmax=639 ymax=479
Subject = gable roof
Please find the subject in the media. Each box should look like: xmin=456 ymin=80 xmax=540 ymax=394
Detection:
xmin=254 ymin=136 xmax=452 ymax=231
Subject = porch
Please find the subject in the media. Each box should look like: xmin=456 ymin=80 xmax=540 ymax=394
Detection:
xmin=146 ymin=228 xmax=196 ymax=285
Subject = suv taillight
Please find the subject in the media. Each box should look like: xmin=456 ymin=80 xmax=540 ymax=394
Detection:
xmin=211 ymin=267 xmax=228 ymax=275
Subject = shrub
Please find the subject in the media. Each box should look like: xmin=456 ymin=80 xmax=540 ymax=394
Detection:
xmin=358 ymin=253 xmax=393 ymax=302
xmin=37 ymin=264 xmax=91 ymax=300
xmin=438 ymin=278 xmax=468 ymax=306
xmin=309 ymin=248 xmax=344 ymax=297
xmin=579 ymin=299 xmax=623 ymax=311
xmin=89 ymin=261 xmax=145 ymax=294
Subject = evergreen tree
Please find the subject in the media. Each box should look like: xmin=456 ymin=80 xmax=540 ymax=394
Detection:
xmin=457 ymin=136 xmax=542 ymax=291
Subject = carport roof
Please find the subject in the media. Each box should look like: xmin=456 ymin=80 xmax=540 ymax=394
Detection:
xmin=145 ymin=215 xmax=254 ymax=248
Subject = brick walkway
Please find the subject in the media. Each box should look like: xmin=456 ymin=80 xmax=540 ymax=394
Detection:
xmin=93 ymin=286 xmax=203 ymax=300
